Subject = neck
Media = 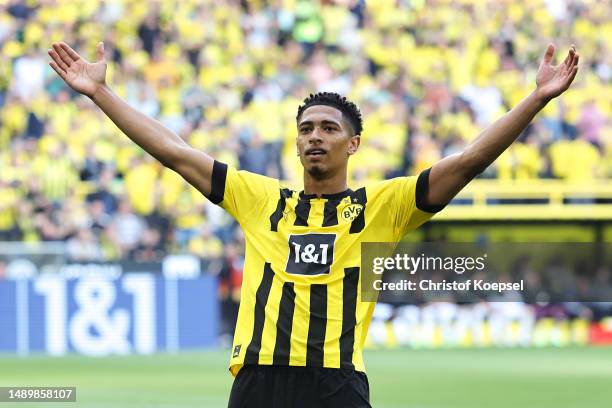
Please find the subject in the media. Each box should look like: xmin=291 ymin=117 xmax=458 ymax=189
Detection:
xmin=303 ymin=169 xmax=348 ymax=197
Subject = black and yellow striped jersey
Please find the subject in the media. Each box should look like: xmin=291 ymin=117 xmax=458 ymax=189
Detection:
xmin=208 ymin=161 xmax=441 ymax=376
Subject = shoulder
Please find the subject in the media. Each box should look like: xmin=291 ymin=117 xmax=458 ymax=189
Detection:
xmin=361 ymin=175 xmax=418 ymax=199
xmin=362 ymin=168 xmax=444 ymax=213
xmin=209 ymin=161 xmax=281 ymax=204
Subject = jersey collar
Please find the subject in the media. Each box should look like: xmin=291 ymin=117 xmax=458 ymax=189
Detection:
xmin=298 ymin=188 xmax=353 ymax=200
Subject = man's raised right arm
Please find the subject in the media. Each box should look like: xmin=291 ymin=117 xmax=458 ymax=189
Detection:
xmin=48 ymin=41 xmax=214 ymax=197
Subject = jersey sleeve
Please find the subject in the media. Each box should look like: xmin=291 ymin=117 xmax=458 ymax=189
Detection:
xmin=377 ymin=167 xmax=446 ymax=238
xmin=207 ymin=160 xmax=280 ymax=225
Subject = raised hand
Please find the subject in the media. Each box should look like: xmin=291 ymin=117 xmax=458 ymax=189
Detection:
xmin=48 ymin=42 xmax=107 ymax=98
xmin=535 ymin=44 xmax=579 ymax=101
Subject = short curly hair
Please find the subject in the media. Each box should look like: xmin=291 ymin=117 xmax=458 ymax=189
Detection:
xmin=296 ymin=92 xmax=363 ymax=135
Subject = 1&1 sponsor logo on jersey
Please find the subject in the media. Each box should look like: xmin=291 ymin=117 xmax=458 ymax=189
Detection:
xmin=285 ymin=233 xmax=336 ymax=276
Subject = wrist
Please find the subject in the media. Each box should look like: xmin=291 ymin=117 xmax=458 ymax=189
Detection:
xmin=90 ymin=83 xmax=110 ymax=103
xmin=531 ymin=88 xmax=552 ymax=107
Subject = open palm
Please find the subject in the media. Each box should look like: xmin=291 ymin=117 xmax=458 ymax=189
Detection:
xmin=536 ymin=44 xmax=579 ymax=101
xmin=48 ymin=42 xmax=107 ymax=98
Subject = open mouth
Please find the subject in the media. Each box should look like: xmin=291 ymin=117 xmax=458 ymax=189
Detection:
xmin=305 ymin=148 xmax=326 ymax=157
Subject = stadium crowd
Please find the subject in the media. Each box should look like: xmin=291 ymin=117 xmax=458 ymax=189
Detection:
xmin=0 ymin=0 xmax=611 ymax=264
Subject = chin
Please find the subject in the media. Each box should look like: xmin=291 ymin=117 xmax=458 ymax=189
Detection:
xmin=307 ymin=165 xmax=328 ymax=180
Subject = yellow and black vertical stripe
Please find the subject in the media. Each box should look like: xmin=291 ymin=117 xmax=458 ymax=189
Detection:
xmin=273 ymin=281 xmax=296 ymax=365
xmin=243 ymin=263 xmax=274 ymax=364
xmin=244 ymin=263 xmax=360 ymax=369
xmin=268 ymin=187 xmax=367 ymax=230
xmin=269 ymin=188 xmax=293 ymax=231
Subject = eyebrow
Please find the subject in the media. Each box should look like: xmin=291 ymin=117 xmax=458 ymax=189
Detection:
xmin=298 ymin=119 xmax=342 ymax=128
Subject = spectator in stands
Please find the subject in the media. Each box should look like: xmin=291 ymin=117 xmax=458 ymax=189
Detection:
xmin=188 ymin=224 xmax=223 ymax=261
xmin=217 ymin=238 xmax=244 ymax=340
xmin=137 ymin=10 xmax=161 ymax=57
xmin=577 ymin=99 xmax=605 ymax=149
xmin=86 ymin=166 xmax=119 ymax=214
xmin=66 ymin=227 xmax=102 ymax=262
xmin=0 ymin=178 xmax=20 ymax=241
xmin=86 ymin=199 xmax=112 ymax=239
xmin=131 ymin=226 xmax=164 ymax=262
xmin=107 ymin=198 xmax=145 ymax=259
xmin=12 ymin=47 xmax=45 ymax=100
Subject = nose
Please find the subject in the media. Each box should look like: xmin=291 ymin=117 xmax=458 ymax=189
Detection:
xmin=308 ymin=127 xmax=323 ymax=144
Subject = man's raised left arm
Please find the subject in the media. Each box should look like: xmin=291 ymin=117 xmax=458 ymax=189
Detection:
xmin=423 ymin=44 xmax=579 ymax=208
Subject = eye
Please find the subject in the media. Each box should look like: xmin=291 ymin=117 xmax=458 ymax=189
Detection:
xmin=324 ymin=126 xmax=335 ymax=132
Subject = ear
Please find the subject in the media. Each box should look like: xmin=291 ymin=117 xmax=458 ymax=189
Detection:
xmin=347 ymin=135 xmax=361 ymax=155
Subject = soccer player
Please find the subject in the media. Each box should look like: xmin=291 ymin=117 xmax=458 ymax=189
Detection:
xmin=48 ymin=41 xmax=579 ymax=407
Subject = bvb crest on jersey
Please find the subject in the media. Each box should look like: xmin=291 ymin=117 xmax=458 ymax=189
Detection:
xmin=340 ymin=203 xmax=363 ymax=223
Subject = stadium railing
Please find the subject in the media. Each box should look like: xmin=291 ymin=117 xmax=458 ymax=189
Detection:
xmin=438 ymin=180 xmax=612 ymax=221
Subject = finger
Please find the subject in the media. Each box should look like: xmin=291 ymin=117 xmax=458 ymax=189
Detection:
xmin=561 ymin=57 xmax=579 ymax=89
xmin=52 ymin=43 xmax=75 ymax=67
xmin=563 ymin=49 xmax=578 ymax=75
xmin=543 ymin=43 xmax=555 ymax=64
xmin=48 ymin=49 xmax=69 ymax=72
xmin=565 ymin=65 xmax=578 ymax=88
xmin=96 ymin=41 xmax=105 ymax=63
xmin=49 ymin=61 xmax=67 ymax=81
xmin=562 ymin=47 xmax=574 ymax=67
xmin=568 ymin=47 xmax=578 ymax=68
xmin=59 ymin=42 xmax=81 ymax=61
xmin=565 ymin=52 xmax=579 ymax=74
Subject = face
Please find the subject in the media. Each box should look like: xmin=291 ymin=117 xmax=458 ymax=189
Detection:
xmin=296 ymin=105 xmax=360 ymax=180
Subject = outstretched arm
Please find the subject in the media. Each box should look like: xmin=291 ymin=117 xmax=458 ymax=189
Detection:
xmin=423 ymin=44 xmax=579 ymax=208
xmin=48 ymin=42 xmax=214 ymax=197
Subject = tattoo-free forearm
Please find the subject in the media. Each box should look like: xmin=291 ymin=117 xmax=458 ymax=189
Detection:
xmin=91 ymin=85 xmax=186 ymax=168
xmin=425 ymin=91 xmax=549 ymax=206
xmin=460 ymin=91 xmax=548 ymax=175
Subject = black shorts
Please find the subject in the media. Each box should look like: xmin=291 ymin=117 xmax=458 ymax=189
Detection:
xmin=228 ymin=365 xmax=372 ymax=408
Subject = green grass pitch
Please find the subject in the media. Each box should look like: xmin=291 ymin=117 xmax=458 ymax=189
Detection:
xmin=1 ymin=347 xmax=611 ymax=407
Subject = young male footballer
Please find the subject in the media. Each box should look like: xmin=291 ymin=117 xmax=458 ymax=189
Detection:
xmin=49 ymin=41 xmax=578 ymax=407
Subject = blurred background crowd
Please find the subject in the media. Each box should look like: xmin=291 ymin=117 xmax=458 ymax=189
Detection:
xmin=0 ymin=0 xmax=611 ymax=266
